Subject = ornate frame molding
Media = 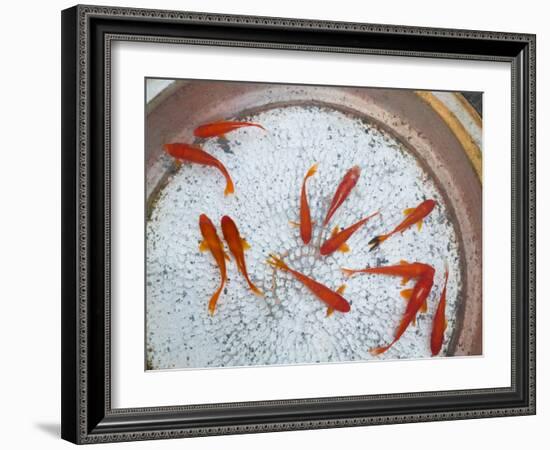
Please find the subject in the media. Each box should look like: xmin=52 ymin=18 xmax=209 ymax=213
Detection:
xmin=61 ymin=4 xmax=536 ymax=444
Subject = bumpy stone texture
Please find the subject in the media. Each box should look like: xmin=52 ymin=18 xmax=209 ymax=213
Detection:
xmin=146 ymin=105 xmax=462 ymax=370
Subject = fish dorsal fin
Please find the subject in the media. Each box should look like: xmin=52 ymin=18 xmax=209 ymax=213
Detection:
xmin=306 ymin=163 xmax=318 ymax=178
xmin=400 ymin=289 xmax=413 ymax=301
xmin=444 ymin=318 xmax=448 ymax=330
xmin=338 ymin=242 xmax=350 ymax=253
xmin=403 ymin=207 xmax=415 ymax=216
xmin=241 ymin=238 xmax=251 ymax=250
xmin=288 ymin=220 xmax=300 ymax=228
xmin=331 ymin=226 xmax=340 ymax=238
xmin=400 ymin=277 xmax=411 ymax=286
xmin=199 ymin=240 xmax=209 ymax=252
xmin=326 ymin=307 xmax=334 ymax=317
xmin=412 ymin=315 xmax=417 ymax=326
xmin=336 ymin=284 xmax=347 ymax=295
xmin=420 ymin=299 xmax=428 ymax=313
xmin=399 ymin=259 xmax=409 ymax=265
xmin=417 ymin=220 xmax=423 ymax=231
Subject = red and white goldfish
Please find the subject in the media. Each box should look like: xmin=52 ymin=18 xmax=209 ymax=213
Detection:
xmin=323 ymin=166 xmax=361 ymax=226
xmin=266 ymin=254 xmax=350 ymax=316
xmin=198 ymin=214 xmax=230 ymax=315
xmin=342 ymin=260 xmax=433 ymax=286
xmin=370 ymin=264 xmax=435 ymax=355
xmin=194 ymin=120 xmax=266 ymax=139
xmin=221 ymin=215 xmax=263 ymax=297
xmin=431 ymin=267 xmax=449 ymax=356
xmin=320 ymin=211 xmax=379 ymax=256
xmin=164 ymin=143 xmax=234 ymax=196
xmin=290 ymin=163 xmax=318 ymax=245
xmin=368 ymin=199 xmax=436 ymax=250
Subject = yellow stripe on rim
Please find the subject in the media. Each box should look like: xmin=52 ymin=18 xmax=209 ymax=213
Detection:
xmin=454 ymin=92 xmax=482 ymax=129
xmin=416 ymin=91 xmax=482 ymax=182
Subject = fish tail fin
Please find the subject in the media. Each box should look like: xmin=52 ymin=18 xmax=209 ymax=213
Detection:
xmin=208 ymin=283 xmax=224 ymax=315
xmin=244 ymin=273 xmax=264 ymax=297
xmin=305 ymin=163 xmax=318 ymax=178
xmin=250 ymin=284 xmax=265 ymax=297
xmin=252 ymin=123 xmax=266 ymax=131
xmin=266 ymin=254 xmax=289 ymax=272
xmin=364 ymin=211 xmax=381 ymax=223
xmin=369 ymin=344 xmax=391 ymax=356
xmin=224 ymin=177 xmax=235 ymax=196
xmin=341 ymin=268 xmax=356 ymax=278
xmin=368 ymin=234 xmax=388 ymax=251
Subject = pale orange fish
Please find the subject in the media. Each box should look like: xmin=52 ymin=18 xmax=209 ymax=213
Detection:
xmin=323 ymin=166 xmax=361 ymax=226
xmin=221 ymin=215 xmax=263 ymax=297
xmin=194 ymin=120 xmax=266 ymax=139
xmin=342 ymin=260 xmax=433 ymax=286
xmin=290 ymin=163 xmax=318 ymax=245
xmin=370 ymin=265 xmax=435 ymax=355
xmin=198 ymin=214 xmax=230 ymax=315
xmin=369 ymin=199 xmax=436 ymax=250
xmin=164 ymin=143 xmax=234 ymax=196
xmin=320 ymin=212 xmax=379 ymax=256
xmin=266 ymin=254 xmax=350 ymax=316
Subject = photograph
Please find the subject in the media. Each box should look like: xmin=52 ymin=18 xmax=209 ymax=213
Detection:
xmin=145 ymin=79 xmax=483 ymax=371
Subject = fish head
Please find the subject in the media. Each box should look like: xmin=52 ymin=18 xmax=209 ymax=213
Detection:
xmin=220 ymin=215 xmax=238 ymax=239
xmin=424 ymin=264 xmax=436 ymax=280
xmin=199 ymin=213 xmax=215 ymax=229
xmin=424 ymin=199 xmax=437 ymax=211
xmin=349 ymin=165 xmax=361 ymax=179
xmin=163 ymin=143 xmax=176 ymax=156
xmin=220 ymin=215 xmax=234 ymax=229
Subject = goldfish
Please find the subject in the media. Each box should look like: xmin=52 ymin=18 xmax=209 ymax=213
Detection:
xmin=266 ymin=254 xmax=350 ymax=316
xmin=323 ymin=166 xmax=361 ymax=226
xmin=370 ymin=265 xmax=435 ymax=355
xmin=290 ymin=163 xmax=318 ymax=245
xmin=193 ymin=120 xmax=266 ymax=139
xmin=368 ymin=199 xmax=436 ymax=250
xmin=320 ymin=212 xmax=379 ymax=256
xmin=198 ymin=214 xmax=230 ymax=315
xmin=220 ymin=215 xmax=263 ymax=297
xmin=342 ymin=260 xmax=433 ymax=286
xmin=431 ymin=267 xmax=449 ymax=356
xmin=164 ymin=143 xmax=234 ymax=196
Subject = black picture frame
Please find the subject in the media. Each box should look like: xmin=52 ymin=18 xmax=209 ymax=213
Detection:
xmin=61 ymin=4 xmax=536 ymax=444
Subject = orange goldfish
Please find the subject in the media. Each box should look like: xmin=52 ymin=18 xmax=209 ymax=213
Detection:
xmin=198 ymin=214 xmax=230 ymax=315
xmin=431 ymin=267 xmax=449 ymax=356
xmin=266 ymin=254 xmax=350 ymax=315
xmin=290 ymin=163 xmax=318 ymax=245
xmin=164 ymin=143 xmax=234 ymax=196
xmin=323 ymin=166 xmax=361 ymax=226
xmin=320 ymin=212 xmax=379 ymax=256
xmin=194 ymin=120 xmax=266 ymax=139
xmin=368 ymin=199 xmax=436 ymax=250
xmin=370 ymin=265 xmax=435 ymax=355
xmin=221 ymin=215 xmax=263 ymax=297
xmin=342 ymin=260 xmax=433 ymax=286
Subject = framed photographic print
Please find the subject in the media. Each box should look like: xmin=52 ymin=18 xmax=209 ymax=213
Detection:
xmin=61 ymin=4 xmax=536 ymax=444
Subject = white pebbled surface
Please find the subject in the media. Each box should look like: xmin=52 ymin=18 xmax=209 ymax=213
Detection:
xmin=146 ymin=105 xmax=462 ymax=370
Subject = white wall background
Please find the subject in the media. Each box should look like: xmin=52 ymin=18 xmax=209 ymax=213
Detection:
xmin=0 ymin=0 xmax=544 ymax=448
